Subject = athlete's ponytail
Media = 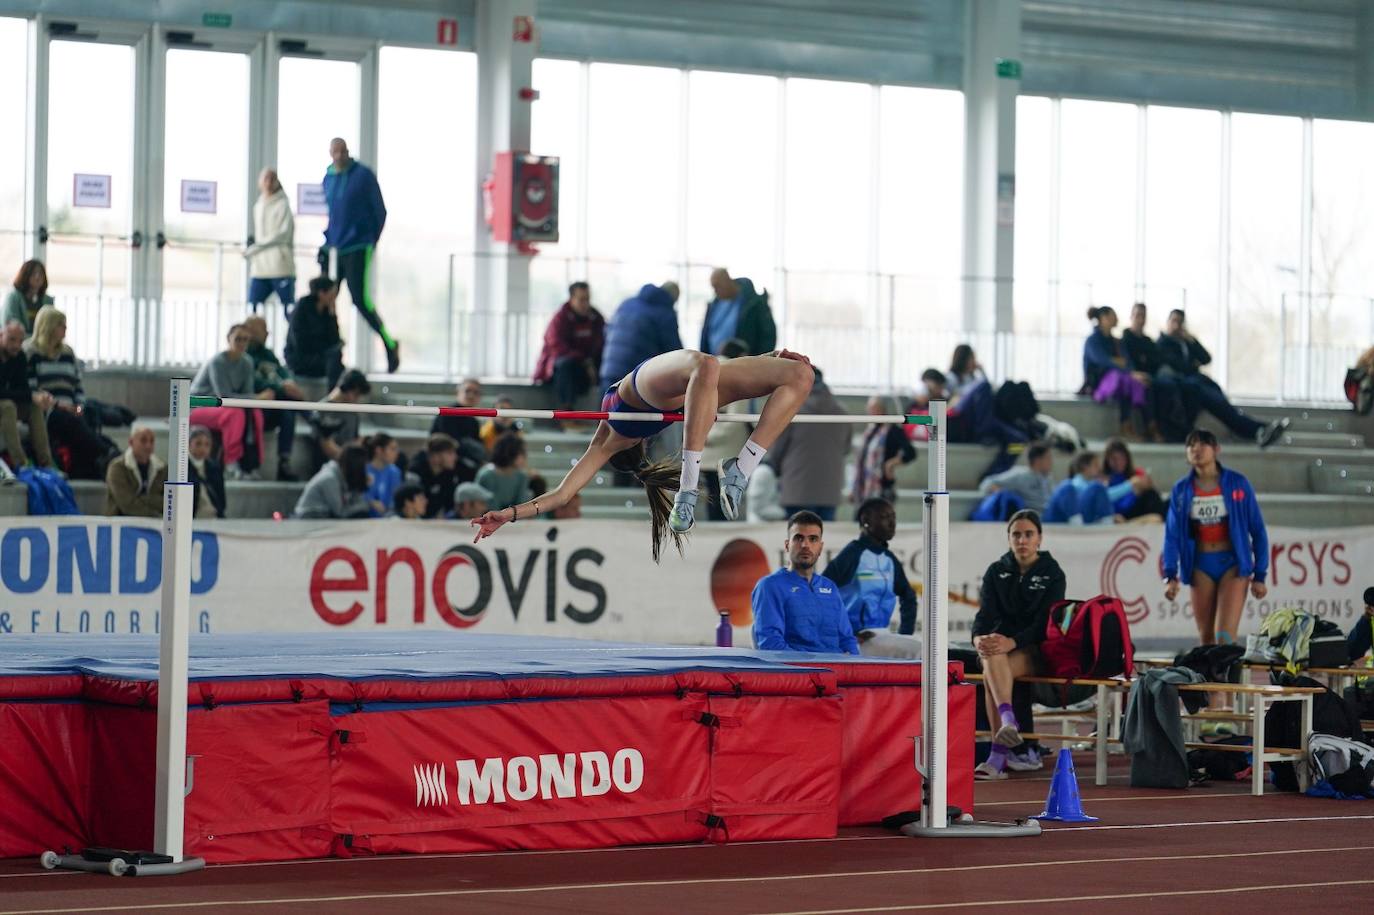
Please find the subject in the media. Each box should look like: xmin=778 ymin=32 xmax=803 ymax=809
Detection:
xmin=609 ymin=441 xmax=688 ymax=562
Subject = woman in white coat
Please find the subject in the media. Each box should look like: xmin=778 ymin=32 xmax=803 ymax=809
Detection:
xmin=245 ymin=168 xmax=296 ymax=316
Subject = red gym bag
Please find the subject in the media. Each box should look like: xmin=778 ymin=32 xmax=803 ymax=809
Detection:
xmin=1040 ymin=595 xmax=1135 ymax=684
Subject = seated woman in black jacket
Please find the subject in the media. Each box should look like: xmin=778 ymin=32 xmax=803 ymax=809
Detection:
xmin=971 ymin=509 xmax=1067 ymax=780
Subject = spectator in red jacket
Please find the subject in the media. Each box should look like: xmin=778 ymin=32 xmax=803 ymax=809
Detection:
xmin=534 ymin=281 xmax=605 ymax=418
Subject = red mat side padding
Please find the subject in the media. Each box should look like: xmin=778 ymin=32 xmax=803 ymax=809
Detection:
xmin=705 ymin=693 xmax=843 ymax=842
xmin=836 ymin=682 xmax=976 ymax=825
xmin=325 ymin=694 xmax=716 ymax=855
xmin=183 ymin=702 xmax=335 ymax=863
xmin=0 ymin=704 xmax=91 ymax=857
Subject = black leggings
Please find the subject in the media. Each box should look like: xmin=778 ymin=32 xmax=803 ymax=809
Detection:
xmin=337 ymin=246 xmax=394 ymax=348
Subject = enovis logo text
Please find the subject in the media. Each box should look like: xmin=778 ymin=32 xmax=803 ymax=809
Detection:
xmin=413 ymin=748 xmax=644 ymax=807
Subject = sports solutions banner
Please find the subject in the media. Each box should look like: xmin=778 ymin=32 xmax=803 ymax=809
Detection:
xmin=0 ymin=517 xmax=1364 ymax=643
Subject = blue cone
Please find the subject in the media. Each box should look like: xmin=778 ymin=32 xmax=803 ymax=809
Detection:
xmin=1031 ymin=748 xmax=1097 ymax=823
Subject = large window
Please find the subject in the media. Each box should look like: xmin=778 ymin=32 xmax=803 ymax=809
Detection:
xmin=1058 ymin=100 xmax=1138 ymax=317
xmin=585 ymin=63 xmax=682 ymax=309
xmin=277 ymin=57 xmax=360 ymax=284
xmin=1229 ymin=113 xmax=1302 ymax=398
xmin=1142 ymin=106 xmax=1221 ymax=321
xmin=686 ymin=68 xmax=778 ymax=331
xmin=162 ymin=49 xmax=250 ymax=307
xmin=0 ymin=18 xmax=26 ymax=274
xmin=375 ymin=46 xmax=476 ymax=376
xmin=46 ymin=41 xmax=135 ymax=299
xmin=1312 ymin=118 xmax=1374 ymax=396
xmin=529 ymin=58 xmax=585 ymax=313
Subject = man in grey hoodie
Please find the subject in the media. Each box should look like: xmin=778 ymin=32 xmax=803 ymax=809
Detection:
xmin=764 ymin=370 xmax=851 ymax=521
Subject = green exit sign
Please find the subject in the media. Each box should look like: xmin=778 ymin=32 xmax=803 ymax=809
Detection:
xmin=996 ymin=58 xmax=1022 ymax=79
xmin=202 ymin=12 xmax=232 ymax=28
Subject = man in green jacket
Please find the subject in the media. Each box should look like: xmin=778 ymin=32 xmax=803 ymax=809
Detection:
xmin=243 ymin=315 xmax=305 ymax=481
xmin=700 ymin=268 xmax=776 ymax=356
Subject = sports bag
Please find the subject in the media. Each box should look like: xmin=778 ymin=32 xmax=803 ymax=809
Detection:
xmin=1308 ymin=734 xmax=1374 ymax=797
xmin=1265 ymin=673 xmax=1363 ymax=791
xmin=16 ymin=465 xmax=81 ymax=515
xmin=1345 ymin=367 xmax=1374 ymax=415
xmin=1040 ymin=596 xmax=1135 ymax=706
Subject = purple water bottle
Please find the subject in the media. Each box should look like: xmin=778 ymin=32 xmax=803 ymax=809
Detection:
xmin=715 ymin=611 xmax=733 ymax=648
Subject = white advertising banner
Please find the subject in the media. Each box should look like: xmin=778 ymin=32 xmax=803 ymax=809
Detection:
xmin=0 ymin=518 xmax=1364 ymax=644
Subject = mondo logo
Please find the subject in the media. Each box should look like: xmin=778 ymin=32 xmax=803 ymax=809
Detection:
xmin=412 ymin=749 xmax=644 ymax=808
xmin=1100 ymin=536 xmax=1152 ymax=624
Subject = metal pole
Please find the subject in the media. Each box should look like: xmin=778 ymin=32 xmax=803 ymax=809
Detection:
xmin=920 ymin=399 xmax=949 ymax=830
xmin=154 ymin=378 xmax=198 ymax=866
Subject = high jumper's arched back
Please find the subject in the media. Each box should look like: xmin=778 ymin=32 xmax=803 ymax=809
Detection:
xmin=471 ymin=348 xmax=815 ymax=560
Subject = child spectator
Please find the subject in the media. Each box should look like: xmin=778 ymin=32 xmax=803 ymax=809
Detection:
xmin=479 ymin=396 xmax=523 ymax=452
xmin=363 ymin=432 xmax=402 ymax=518
xmin=189 ymin=323 xmax=266 ymax=480
xmin=392 ymin=482 xmax=428 ymax=520
xmin=293 ymin=443 xmax=371 ymax=519
xmin=187 ymin=426 xmax=226 ymax=518
xmin=408 ymin=433 xmax=459 ymax=519
xmin=306 ymin=369 xmax=370 ymax=474
xmin=476 ymin=432 xmax=533 ymax=511
xmin=1044 ymin=451 xmax=1115 ymax=525
xmin=1102 ymin=437 xmax=1165 ymax=521
xmin=453 ymin=481 xmax=493 ymax=520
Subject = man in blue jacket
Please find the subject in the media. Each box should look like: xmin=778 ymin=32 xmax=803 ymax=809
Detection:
xmin=323 ymin=138 xmax=399 ymax=373
xmin=700 ymin=269 xmax=776 ymax=356
xmin=825 ymin=498 xmax=917 ymax=636
xmin=751 ymin=511 xmax=859 ymax=655
xmin=599 ymin=281 xmax=682 ymax=389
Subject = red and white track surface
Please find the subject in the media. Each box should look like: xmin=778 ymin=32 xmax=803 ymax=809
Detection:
xmin=1 ymin=754 xmax=1365 ymax=915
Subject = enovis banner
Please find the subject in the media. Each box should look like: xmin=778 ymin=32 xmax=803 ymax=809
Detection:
xmin=0 ymin=517 xmax=1362 ymax=642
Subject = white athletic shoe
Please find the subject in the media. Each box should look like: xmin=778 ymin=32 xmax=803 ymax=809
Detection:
xmin=669 ymin=489 xmax=697 ymax=533
xmin=974 ymin=761 xmax=1008 ymax=781
xmin=718 ymin=457 xmax=748 ymax=520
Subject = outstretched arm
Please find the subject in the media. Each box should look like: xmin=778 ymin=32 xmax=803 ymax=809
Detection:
xmin=470 ymin=431 xmax=619 ymax=541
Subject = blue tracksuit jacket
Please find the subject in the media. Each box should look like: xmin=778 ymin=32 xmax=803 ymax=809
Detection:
xmin=751 ymin=568 xmax=859 ymax=655
xmin=323 ymin=160 xmax=387 ymax=252
xmin=1162 ymin=464 xmax=1269 ymax=584
xmin=823 ymin=534 xmax=917 ymax=635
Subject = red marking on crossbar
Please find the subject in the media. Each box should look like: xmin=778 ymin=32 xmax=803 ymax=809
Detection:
xmin=436 ymin=407 xmax=500 ymax=417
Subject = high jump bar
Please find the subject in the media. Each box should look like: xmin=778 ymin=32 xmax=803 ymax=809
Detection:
xmin=189 ymin=396 xmax=934 ymax=425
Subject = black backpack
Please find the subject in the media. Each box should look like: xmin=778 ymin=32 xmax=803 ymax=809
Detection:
xmin=1265 ymin=673 xmax=1363 ymax=791
xmin=1174 ymin=644 xmax=1246 ymax=684
xmin=994 ymin=381 xmax=1039 ymax=424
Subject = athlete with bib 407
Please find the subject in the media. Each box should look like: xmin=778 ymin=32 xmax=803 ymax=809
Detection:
xmin=1161 ymin=428 xmax=1270 ymax=648
xmin=470 ymin=349 xmax=815 ymax=561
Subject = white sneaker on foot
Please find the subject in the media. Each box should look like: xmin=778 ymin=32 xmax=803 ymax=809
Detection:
xmin=669 ymin=489 xmax=697 ymax=533
xmin=718 ymin=457 xmax=748 ymax=520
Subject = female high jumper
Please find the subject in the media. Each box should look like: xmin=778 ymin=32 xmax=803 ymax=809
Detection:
xmin=470 ymin=348 xmax=815 ymax=560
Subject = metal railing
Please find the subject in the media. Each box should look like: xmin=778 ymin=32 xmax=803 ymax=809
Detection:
xmin=28 ymin=242 xmax=1372 ymax=404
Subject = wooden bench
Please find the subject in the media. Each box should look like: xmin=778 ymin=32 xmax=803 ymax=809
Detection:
xmin=1175 ymin=682 xmax=1320 ymax=795
xmin=964 ymin=673 xmax=1128 ymax=787
xmin=965 ymin=674 xmax=1319 ymax=795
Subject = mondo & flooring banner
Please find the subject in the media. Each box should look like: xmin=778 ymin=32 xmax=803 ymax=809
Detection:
xmin=0 ymin=517 xmax=1364 ymax=643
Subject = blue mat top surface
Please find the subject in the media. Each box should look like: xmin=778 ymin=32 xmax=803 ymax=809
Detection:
xmin=0 ymin=633 xmax=912 ymax=682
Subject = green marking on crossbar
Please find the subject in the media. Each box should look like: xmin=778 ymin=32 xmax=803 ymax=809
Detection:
xmin=905 ymin=415 xmax=934 ymax=425
xmin=190 ymin=396 xmax=221 ymax=408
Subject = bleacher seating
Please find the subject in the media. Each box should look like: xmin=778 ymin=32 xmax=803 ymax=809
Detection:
xmin=5 ymin=367 xmax=1374 ymax=525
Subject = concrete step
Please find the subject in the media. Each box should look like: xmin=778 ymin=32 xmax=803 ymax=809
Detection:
xmin=1308 ymin=463 xmax=1374 ymax=496
xmin=1278 ymin=430 xmax=1366 ymax=450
